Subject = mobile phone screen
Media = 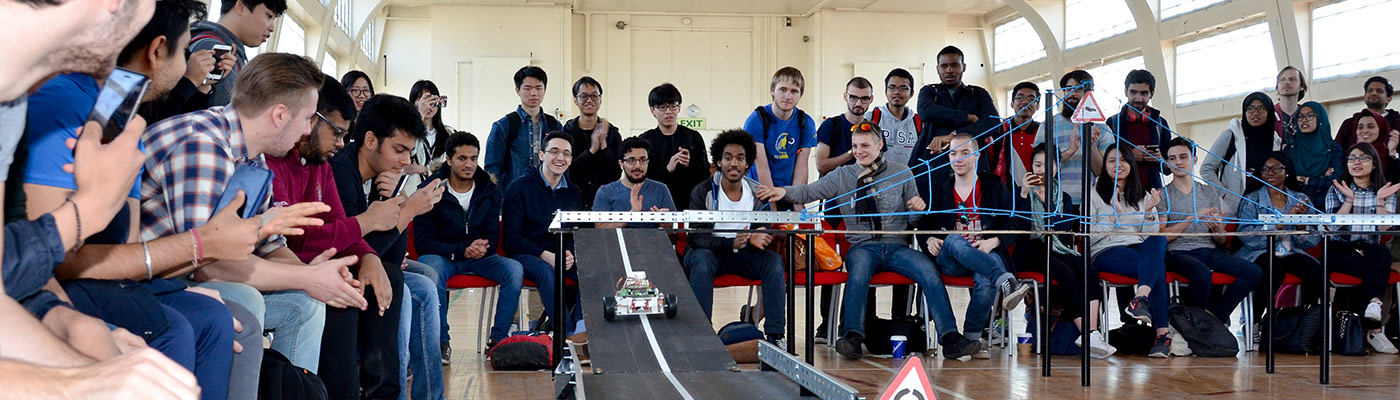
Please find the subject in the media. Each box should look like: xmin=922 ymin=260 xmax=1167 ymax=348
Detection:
xmin=390 ymin=174 xmax=410 ymax=198
xmin=86 ymin=67 xmax=151 ymax=144
xmin=207 ymin=45 xmax=232 ymax=80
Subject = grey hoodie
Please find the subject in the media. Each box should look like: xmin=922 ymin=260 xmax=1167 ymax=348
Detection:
xmin=782 ymin=161 xmax=919 ymax=245
xmin=189 ymin=20 xmax=248 ymax=107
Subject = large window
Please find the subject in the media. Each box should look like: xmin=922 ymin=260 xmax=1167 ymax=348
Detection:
xmin=1160 ymin=0 xmax=1227 ymax=20
xmin=276 ymin=17 xmax=306 ymax=56
xmin=1174 ymin=22 xmax=1276 ymax=106
xmin=1085 ymin=55 xmax=1146 ymax=116
xmin=323 ymin=55 xmax=339 ymax=76
xmin=1065 ymin=0 xmax=1136 ymax=49
xmin=360 ymin=20 xmax=378 ymax=59
xmin=1312 ymin=0 xmax=1400 ymax=80
xmin=334 ymin=0 xmax=352 ymax=35
xmin=994 ymin=18 xmax=1047 ymax=72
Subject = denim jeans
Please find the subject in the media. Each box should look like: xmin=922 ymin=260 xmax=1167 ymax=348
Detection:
xmin=397 ymin=267 xmax=444 ymax=400
xmin=419 ymin=254 xmax=523 ymax=342
xmin=1166 ymin=247 xmax=1262 ymax=324
xmin=195 ymin=282 xmax=327 ymax=373
xmin=933 ymin=235 xmax=1013 ymax=335
xmin=841 ymin=242 xmax=959 ymax=340
xmin=1093 ymin=236 xmax=1169 ymax=329
xmin=511 ymin=254 xmax=581 ymax=335
xmin=155 ymin=289 xmax=235 ymax=400
xmin=684 ymin=247 xmax=786 ymax=336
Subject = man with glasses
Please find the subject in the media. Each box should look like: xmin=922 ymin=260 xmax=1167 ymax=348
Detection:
xmin=867 ymin=68 xmax=921 ymax=167
xmin=562 ymin=76 xmax=622 ymax=210
xmin=990 ymin=82 xmax=1041 ymax=188
xmin=592 ymin=137 xmax=675 ymax=229
xmin=503 ymin=131 xmax=584 ymax=335
xmin=641 ymin=83 xmax=709 ymax=210
xmin=816 ymin=77 xmax=872 ymax=177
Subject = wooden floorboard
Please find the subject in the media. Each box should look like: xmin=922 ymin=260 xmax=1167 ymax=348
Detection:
xmin=438 ymin=285 xmax=1400 ymax=399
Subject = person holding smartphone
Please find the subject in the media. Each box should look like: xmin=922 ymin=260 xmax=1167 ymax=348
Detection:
xmin=1105 ymin=70 xmax=1174 ymax=189
xmin=187 ymin=0 xmax=287 ymax=107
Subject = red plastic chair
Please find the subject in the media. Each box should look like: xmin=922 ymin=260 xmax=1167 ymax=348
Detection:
xmin=445 ymin=274 xmax=502 ymax=352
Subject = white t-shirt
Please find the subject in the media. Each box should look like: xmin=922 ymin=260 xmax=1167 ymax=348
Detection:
xmin=447 ymin=183 xmax=474 ymax=216
xmin=714 ymin=182 xmax=752 ymax=238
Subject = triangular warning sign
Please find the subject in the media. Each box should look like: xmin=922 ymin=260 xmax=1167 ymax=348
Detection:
xmin=1070 ymin=91 xmax=1107 ymax=123
xmin=878 ymin=357 xmax=937 ymax=400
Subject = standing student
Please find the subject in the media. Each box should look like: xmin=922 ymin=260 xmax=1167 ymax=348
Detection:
xmin=1324 ymin=142 xmax=1400 ymax=354
xmin=640 ymin=83 xmax=709 ymax=210
xmin=1339 ymin=110 xmax=1400 ymax=184
xmin=188 ymin=0 xmax=284 ymax=107
xmin=1275 ymin=66 xmax=1307 ymax=137
xmin=405 ymin=80 xmax=453 ymax=196
xmin=342 ymin=70 xmax=375 ymax=113
xmin=1201 ymin=92 xmax=1284 ymax=216
xmin=815 ymin=77 xmax=872 ymax=176
xmin=1033 ymin=70 xmax=1114 ymax=206
xmin=562 ymin=76 xmax=623 ymax=210
xmin=1088 ymin=146 xmax=1172 ymax=358
xmin=1338 ymin=77 xmax=1400 ymax=153
xmin=485 ymin=66 xmax=563 ymax=186
xmin=744 ymin=67 xmax=817 ymax=200
xmin=1283 ymin=101 xmax=1345 ymax=208
xmin=909 ymin=46 xmax=999 ymax=199
xmin=867 ymin=68 xmax=921 ymax=167
xmin=592 ymin=137 xmax=675 ymax=228
xmin=991 ymin=82 xmax=1041 ymax=188
xmin=1104 ymin=69 xmax=1172 ymax=189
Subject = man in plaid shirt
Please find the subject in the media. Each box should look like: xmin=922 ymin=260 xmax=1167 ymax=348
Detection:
xmin=140 ymin=53 xmax=364 ymax=372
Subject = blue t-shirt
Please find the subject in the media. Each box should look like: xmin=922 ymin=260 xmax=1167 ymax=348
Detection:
xmin=744 ymin=105 xmax=817 ymax=187
xmin=592 ymin=179 xmax=676 ymax=228
xmin=815 ymin=116 xmax=856 ymax=176
xmin=25 ymin=73 xmax=145 ymax=244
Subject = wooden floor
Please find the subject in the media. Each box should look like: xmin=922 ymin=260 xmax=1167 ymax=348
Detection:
xmin=438 ymin=286 xmax=1400 ymax=399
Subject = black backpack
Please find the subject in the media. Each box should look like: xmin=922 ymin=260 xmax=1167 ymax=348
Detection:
xmin=258 ymin=349 xmax=327 ymax=400
xmin=1261 ymin=303 xmax=1325 ymax=354
xmin=862 ymin=315 xmax=929 ymax=355
xmin=501 ymin=111 xmax=562 ymax=178
xmin=753 ymin=106 xmax=808 ymax=143
xmin=1167 ymin=301 xmax=1239 ymax=357
xmin=1108 ymin=321 xmax=1158 ymax=355
xmin=490 ymin=332 xmax=554 ymax=371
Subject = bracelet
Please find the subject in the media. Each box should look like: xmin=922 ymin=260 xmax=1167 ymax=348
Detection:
xmin=64 ymin=198 xmax=82 ymax=250
xmin=191 ymin=228 xmax=205 ymax=266
xmin=142 ymin=241 xmax=153 ymax=280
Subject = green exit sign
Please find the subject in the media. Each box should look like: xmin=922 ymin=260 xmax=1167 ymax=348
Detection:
xmin=678 ymin=118 xmax=706 ymax=130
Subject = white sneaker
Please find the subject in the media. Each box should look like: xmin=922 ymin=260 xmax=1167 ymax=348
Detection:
xmin=1365 ymin=301 xmax=1383 ymax=322
xmin=1368 ymin=332 xmax=1399 ymax=354
xmin=1088 ymin=331 xmax=1116 ymax=359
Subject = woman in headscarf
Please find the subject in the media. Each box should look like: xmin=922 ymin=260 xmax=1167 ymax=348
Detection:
xmin=1283 ymin=101 xmax=1344 ymax=208
xmin=1201 ymin=92 xmax=1283 ymax=215
xmin=1339 ymin=109 xmax=1400 ymax=184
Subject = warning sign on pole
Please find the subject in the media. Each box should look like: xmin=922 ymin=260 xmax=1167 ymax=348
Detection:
xmin=1070 ymin=91 xmax=1107 ymax=123
xmin=878 ymin=357 xmax=937 ymax=400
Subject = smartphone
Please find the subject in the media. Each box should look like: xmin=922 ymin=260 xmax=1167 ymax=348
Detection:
xmin=1145 ymin=144 xmax=1159 ymax=153
xmin=85 ymin=67 xmax=150 ymax=144
xmin=436 ymin=95 xmax=448 ymax=108
xmin=390 ymin=174 xmax=410 ymax=198
xmin=206 ymin=44 xmax=233 ymax=81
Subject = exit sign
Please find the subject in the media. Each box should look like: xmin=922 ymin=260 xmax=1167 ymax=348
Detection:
xmin=678 ymin=118 xmax=706 ymax=130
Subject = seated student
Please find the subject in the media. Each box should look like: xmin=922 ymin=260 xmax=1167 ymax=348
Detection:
xmin=503 ymin=131 xmax=583 ymax=334
xmin=1236 ymin=153 xmax=1323 ymax=349
xmin=414 ymin=132 xmax=524 ymax=358
xmin=1088 ymin=145 xmax=1172 ymax=358
xmin=757 ymin=122 xmax=984 ymax=361
xmin=593 ymin=137 xmax=675 ymax=228
xmin=1013 ymin=144 xmax=1113 ymax=358
xmin=1324 ymin=142 xmax=1400 ymax=354
xmin=685 ymin=130 xmax=786 ymax=347
xmin=1339 ymin=110 xmax=1400 ymax=184
xmin=916 ymin=132 xmax=1031 ymax=357
xmin=1283 ymin=101 xmax=1345 ymax=208
xmin=1160 ymin=137 xmax=1262 ymax=325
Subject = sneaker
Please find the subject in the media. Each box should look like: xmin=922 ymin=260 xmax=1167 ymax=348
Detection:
xmin=1368 ymin=332 xmax=1399 ymax=354
xmin=1075 ymin=331 xmax=1117 ymax=359
xmin=814 ymin=324 xmax=829 ymax=344
xmin=1126 ymin=296 xmax=1152 ymax=326
xmin=1000 ymin=279 xmax=1031 ymax=311
xmin=1148 ymin=334 xmax=1171 ymax=358
xmin=972 ymin=339 xmax=991 ymax=359
xmin=1365 ymin=301 xmax=1383 ymax=322
xmin=941 ymin=334 xmax=984 ymax=361
xmin=835 ymin=333 xmax=864 ymax=360
xmin=479 ymin=341 xmax=492 ymax=361
xmin=767 ymin=335 xmax=789 ymax=352
xmin=442 ymin=342 xmax=453 ymax=365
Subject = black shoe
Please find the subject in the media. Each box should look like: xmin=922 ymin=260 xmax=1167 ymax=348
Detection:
xmin=814 ymin=323 xmax=829 ymax=344
xmin=941 ymin=333 xmax=984 ymax=360
xmin=442 ymin=342 xmax=452 ymax=365
xmin=481 ymin=340 xmax=495 ymax=361
xmin=1126 ymin=296 xmax=1152 ymax=326
xmin=766 ymin=334 xmax=788 ymax=352
xmin=835 ymin=333 xmax=863 ymax=360
xmin=1148 ymin=334 xmax=1171 ymax=358
xmin=1000 ymin=279 xmax=1031 ymax=311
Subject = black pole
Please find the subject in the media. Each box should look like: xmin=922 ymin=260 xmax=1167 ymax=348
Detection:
xmin=1042 ymin=89 xmax=1057 ymax=378
xmin=805 ymin=234 xmax=816 ymax=364
xmin=1321 ymin=236 xmax=1330 ymax=384
xmin=554 ymin=231 xmax=568 ymax=369
xmin=1266 ymin=234 xmax=1276 ymax=374
xmin=1076 ymin=100 xmax=1092 ymax=387
xmin=787 ymin=231 xmax=797 ymax=356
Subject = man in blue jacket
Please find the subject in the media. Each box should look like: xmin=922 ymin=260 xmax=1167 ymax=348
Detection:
xmin=485 ymin=66 xmax=564 ymax=186
xmin=503 ymin=131 xmax=583 ymax=334
xmin=415 ymin=132 xmax=526 ymax=353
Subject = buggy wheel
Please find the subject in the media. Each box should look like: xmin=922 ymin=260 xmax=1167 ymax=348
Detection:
xmin=603 ymin=297 xmax=617 ymax=321
xmin=664 ymin=294 xmax=678 ymax=318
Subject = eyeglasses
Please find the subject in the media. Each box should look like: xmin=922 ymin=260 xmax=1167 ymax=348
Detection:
xmin=576 ymin=94 xmax=601 ymax=102
xmin=1260 ymin=165 xmax=1287 ymax=174
xmin=545 ymin=148 xmax=574 ymax=158
xmin=1012 ymin=95 xmax=1038 ymax=103
xmin=622 ymin=157 xmax=649 ymax=165
xmin=1297 ymin=113 xmax=1317 ymax=122
xmin=348 ymin=88 xmax=372 ymax=97
xmin=653 ymin=104 xmax=680 ymax=113
xmin=850 ymin=122 xmax=876 ymax=132
xmin=846 ymin=93 xmax=874 ymax=103
xmin=886 ymin=85 xmax=912 ymax=93
xmin=1348 ymin=155 xmax=1374 ymax=164
xmin=1245 ymin=106 xmax=1271 ymax=115
xmin=316 ymin=112 xmax=350 ymax=140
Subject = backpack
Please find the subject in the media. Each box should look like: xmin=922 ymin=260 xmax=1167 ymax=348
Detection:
xmin=863 ymin=315 xmax=929 ymax=355
xmin=753 ymin=106 xmax=808 ymax=143
xmin=1026 ymin=310 xmax=1086 ymax=355
xmin=501 ymin=112 xmax=562 ymax=177
xmin=258 ymin=349 xmax=328 ymax=400
xmin=718 ymin=321 xmax=764 ymax=345
xmin=490 ymin=332 xmax=554 ymax=370
xmin=1166 ymin=300 xmax=1239 ymax=357
xmin=869 ymin=107 xmax=922 ymax=135
xmin=1108 ymin=321 xmax=1158 ymax=355
xmin=1261 ymin=303 xmax=1325 ymax=354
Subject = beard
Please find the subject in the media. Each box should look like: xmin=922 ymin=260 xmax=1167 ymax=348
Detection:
xmin=1367 ymin=99 xmax=1386 ymax=110
xmin=626 ymin=171 xmax=647 ymax=184
xmin=49 ymin=0 xmax=142 ymax=78
xmin=298 ymin=134 xmax=330 ymax=164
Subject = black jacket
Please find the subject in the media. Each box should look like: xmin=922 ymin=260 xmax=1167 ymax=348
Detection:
xmin=916 ymin=172 xmax=1017 ymax=264
xmin=562 ymin=117 xmax=622 ymax=210
xmin=502 ymin=167 xmax=581 ymax=258
xmin=910 ymin=83 xmax=1000 ymax=200
xmin=329 ymin=143 xmax=408 ymax=269
xmin=686 ymin=172 xmax=768 ymax=252
xmin=640 ymin=126 xmax=710 ymax=210
xmin=1105 ymin=105 xmax=1173 ymax=188
xmin=413 ymin=166 xmax=502 ymax=261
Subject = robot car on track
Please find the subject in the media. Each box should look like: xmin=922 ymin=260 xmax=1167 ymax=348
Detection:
xmin=603 ymin=272 xmax=678 ymax=321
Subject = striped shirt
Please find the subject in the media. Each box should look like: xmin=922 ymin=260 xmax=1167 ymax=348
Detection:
xmin=1325 ymin=181 xmax=1396 ymax=244
xmin=139 ymin=106 xmax=284 ymax=255
xmin=1032 ymin=114 xmax=1113 ymax=206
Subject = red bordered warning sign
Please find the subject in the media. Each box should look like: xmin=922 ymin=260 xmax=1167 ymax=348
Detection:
xmin=1070 ymin=91 xmax=1107 ymax=123
xmin=878 ymin=357 xmax=937 ymax=400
